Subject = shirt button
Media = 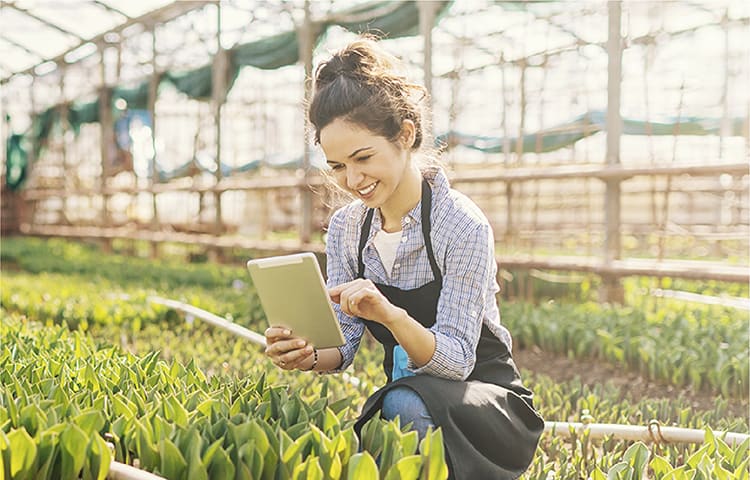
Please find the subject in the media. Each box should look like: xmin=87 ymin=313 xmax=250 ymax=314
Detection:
xmin=393 ymin=263 xmax=401 ymax=269
xmin=404 ymin=217 xmax=411 ymax=224
xmin=401 ymin=236 xmax=407 ymax=243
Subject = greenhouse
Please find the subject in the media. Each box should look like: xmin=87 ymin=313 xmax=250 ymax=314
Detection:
xmin=0 ymin=0 xmax=748 ymax=479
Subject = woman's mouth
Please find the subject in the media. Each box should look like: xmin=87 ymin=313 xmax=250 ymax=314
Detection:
xmin=357 ymin=182 xmax=378 ymax=198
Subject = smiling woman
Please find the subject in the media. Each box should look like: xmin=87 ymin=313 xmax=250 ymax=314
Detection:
xmin=264 ymin=36 xmax=544 ymax=480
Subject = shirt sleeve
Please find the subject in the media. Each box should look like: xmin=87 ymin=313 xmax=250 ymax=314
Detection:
xmin=409 ymin=222 xmax=495 ymax=380
xmin=325 ymin=207 xmax=365 ymax=373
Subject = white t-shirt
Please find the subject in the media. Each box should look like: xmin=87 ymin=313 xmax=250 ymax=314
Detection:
xmin=372 ymin=228 xmax=402 ymax=277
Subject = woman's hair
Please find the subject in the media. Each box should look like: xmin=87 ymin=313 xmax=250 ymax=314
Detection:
xmin=309 ymin=37 xmax=428 ymax=151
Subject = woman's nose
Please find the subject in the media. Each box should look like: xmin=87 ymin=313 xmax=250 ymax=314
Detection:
xmin=347 ymin=167 xmax=363 ymax=188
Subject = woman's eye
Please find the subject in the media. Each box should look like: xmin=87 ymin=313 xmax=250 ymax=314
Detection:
xmin=330 ymin=164 xmax=344 ymax=171
xmin=357 ymin=155 xmax=373 ymax=162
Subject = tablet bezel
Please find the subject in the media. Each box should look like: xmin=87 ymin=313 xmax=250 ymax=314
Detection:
xmin=246 ymin=252 xmax=345 ymax=348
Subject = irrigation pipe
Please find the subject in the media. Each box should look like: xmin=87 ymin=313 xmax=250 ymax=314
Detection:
xmin=107 ymin=461 xmax=165 ymax=480
xmin=544 ymin=421 xmax=749 ymax=446
xmin=148 ymin=296 xmax=267 ymax=345
xmin=650 ymin=288 xmax=750 ymax=311
xmin=147 ymin=296 xmax=749 ymax=445
xmin=147 ymin=296 xmax=363 ymax=389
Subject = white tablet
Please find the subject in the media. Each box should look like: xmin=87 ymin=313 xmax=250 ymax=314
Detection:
xmin=246 ymin=252 xmax=345 ymax=348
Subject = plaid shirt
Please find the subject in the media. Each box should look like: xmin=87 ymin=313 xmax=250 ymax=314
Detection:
xmin=325 ymin=167 xmax=512 ymax=381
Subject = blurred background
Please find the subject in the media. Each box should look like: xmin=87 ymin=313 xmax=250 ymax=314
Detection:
xmin=1 ymin=0 xmax=748 ymax=301
xmin=1 ymin=4 xmax=749 ymax=477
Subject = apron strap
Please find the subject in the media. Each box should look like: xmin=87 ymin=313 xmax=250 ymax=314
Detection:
xmin=420 ymin=179 xmax=442 ymax=283
xmin=357 ymin=178 xmax=442 ymax=283
xmin=357 ymin=209 xmax=375 ymax=277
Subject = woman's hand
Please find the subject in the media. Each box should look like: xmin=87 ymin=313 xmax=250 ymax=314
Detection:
xmin=264 ymin=326 xmax=314 ymax=371
xmin=329 ymin=279 xmax=404 ymax=326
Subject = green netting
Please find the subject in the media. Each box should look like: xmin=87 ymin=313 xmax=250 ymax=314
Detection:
xmin=163 ymin=65 xmax=213 ymax=100
xmin=231 ymin=31 xmax=301 ymax=70
xmin=5 ymin=133 xmax=28 ymax=190
xmin=9 ymin=1 xmax=441 ymax=168
xmin=68 ymin=98 xmax=100 ymax=132
xmin=27 ymin=107 xmax=60 ymax=159
xmin=437 ymin=111 xmax=747 ymax=154
xmin=331 ymin=1 xmax=451 ymax=39
xmin=8 ymin=0 xmax=745 ymax=188
xmin=113 ymin=81 xmax=150 ymax=110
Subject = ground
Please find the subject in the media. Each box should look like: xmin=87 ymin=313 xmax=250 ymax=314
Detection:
xmin=514 ymin=346 xmax=749 ymax=420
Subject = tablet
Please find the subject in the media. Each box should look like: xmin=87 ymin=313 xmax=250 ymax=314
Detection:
xmin=247 ymin=252 xmax=345 ymax=348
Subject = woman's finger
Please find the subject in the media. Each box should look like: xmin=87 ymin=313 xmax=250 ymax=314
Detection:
xmin=277 ymin=345 xmax=314 ymax=369
xmin=264 ymin=326 xmax=293 ymax=343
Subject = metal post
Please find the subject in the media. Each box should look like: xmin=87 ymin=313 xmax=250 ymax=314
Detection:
xmin=148 ymin=24 xmax=159 ymax=258
xmin=419 ymin=1 xmax=438 ymax=140
xmin=719 ymin=9 xmax=730 ymax=158
xmin=59 ymin=64 xmax=69 ymax=223
xmin=299 ymin=0 xmax=314 ymax=244
xmin=99 ymin=43 xmax=112 ymax=244
xmin=211 ymin=1 xmax=225 ymax=238
xmin=603 ymin=1 xmax=623 ymax=302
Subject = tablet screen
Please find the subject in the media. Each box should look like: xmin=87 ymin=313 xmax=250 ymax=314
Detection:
xmin=247 ymin=253 xmax=345 ymax=348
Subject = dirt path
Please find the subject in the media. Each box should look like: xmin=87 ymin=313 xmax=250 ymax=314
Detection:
xmin=513 ymin=346 xmax=749 ymax=420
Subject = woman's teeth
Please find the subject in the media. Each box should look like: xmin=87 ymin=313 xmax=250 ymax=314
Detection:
xmin=358 ymin=182 xmax=377 ymax=196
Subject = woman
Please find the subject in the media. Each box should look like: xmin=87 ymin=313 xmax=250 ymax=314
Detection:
xmin=264 ymin=38 xmax=543 ymax=479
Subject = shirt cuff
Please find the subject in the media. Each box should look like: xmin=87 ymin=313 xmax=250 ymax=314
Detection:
xmin=407 ymin=331 xmax=473 ymax=381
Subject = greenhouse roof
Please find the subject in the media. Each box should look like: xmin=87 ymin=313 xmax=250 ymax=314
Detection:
xmin=0 ymin=1 xmax=222 ymax=81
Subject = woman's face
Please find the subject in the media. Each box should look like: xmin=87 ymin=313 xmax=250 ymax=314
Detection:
xmin=320 ymin=118 xmax=415 ymax=210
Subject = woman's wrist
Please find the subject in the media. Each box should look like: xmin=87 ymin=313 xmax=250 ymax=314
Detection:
xmin=382 ymin=306 xmax=408 ymax=328
xmin=300 ymin=347 xmax=318 ymax=371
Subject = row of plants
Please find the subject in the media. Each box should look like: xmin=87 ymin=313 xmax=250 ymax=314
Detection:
xmin=3 ymin=308 xmax=748 ymax=480
xmin=0 ymin=237 xmax=248 ymax=290
xmin=0 ymin=271 xmax=264 ymax=334
xmin=503 ymin=299 xmax=748 ymax=397
xmin=0 ymin=313 xmax=447 ymax=480
xmin=3 ymin=261 xmax=747 ymax=397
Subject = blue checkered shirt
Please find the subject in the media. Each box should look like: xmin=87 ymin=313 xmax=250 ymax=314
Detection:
xmin=325 ymin=167 xmax=512 ymax=381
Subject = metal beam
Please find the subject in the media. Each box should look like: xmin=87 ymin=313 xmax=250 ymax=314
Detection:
xmin=0 ymin=35 xmax=46 ymax=59
xmin=91 ymin=0 xmax=130 ymax=20
xmin=1 ymin=1 xmax=215 ymax=83
xmin=5 ymin=2 xmax=87 ymax=42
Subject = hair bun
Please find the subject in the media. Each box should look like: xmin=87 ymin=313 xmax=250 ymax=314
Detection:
xmin=309 ymin=37 xmax=428 ymax=152
xmin=315 ymin=38 xmax=395 ymax=89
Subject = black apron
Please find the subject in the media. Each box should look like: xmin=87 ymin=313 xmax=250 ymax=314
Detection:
xmin=353 ymin=179 xmax=544 ymax=480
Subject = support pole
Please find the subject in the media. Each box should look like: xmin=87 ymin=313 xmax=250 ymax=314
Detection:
xmin=418 ymin=0 xmax=439 ymax=140
xmin=719 ymin=8 xmax=730 ymax=158
xmin=299 ymin=0 xmax=314 ymax=244
xmin=99 ymin=43 xmax=113 ymax=252
xmin=59 ymin=64 xmax=70 ymax=224
xmin=148 ymin=24 xmax=160 ymax=258
xmin=603 ymin=1 xmax=623 ymax=303
xmin=211 ymin=2 xmax=226 ymax=239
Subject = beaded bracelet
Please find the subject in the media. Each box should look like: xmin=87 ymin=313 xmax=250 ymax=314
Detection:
xmin=302 ymin=347 xmax=318 ymax=371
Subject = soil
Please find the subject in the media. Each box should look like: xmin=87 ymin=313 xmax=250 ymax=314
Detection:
xmin=513 ymin=346 xmax=750 ymax=420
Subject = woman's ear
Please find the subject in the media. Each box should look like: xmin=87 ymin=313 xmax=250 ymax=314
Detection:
xmin=399 ymin=119 xmax=416 ymax=149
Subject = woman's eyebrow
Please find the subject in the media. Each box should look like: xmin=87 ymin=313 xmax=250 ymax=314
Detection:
xmin=348 ymin=147 xmax=373 ymax=158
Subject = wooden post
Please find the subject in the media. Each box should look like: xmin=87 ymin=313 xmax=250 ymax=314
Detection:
xmin=516 ymin=60 xmax=527 ymax=163
xmin=719 ymin=9 xmax=730 ymax=158
xmin=299 ymin=0 xmax=314 ymax=244
xmin=59 ymin=64 xmax=70 ymax=224
xmin=419 ymin=0 xmax=438 ymax=141
xmin=506 ymin=61 xmax=527 ymax=247
xmin=99 ymin=42 xmax=113 ymax=252
xmin=211 ymin=2 xmax=226 ymax=240
xmin=148 ymin=24 xmax=160 ymax=258
xmin=602 ymin=1 xmax=623 ymax=303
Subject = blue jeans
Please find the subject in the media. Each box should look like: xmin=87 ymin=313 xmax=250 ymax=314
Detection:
xmin=381 ymin=386 xmax=435 ymax=439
